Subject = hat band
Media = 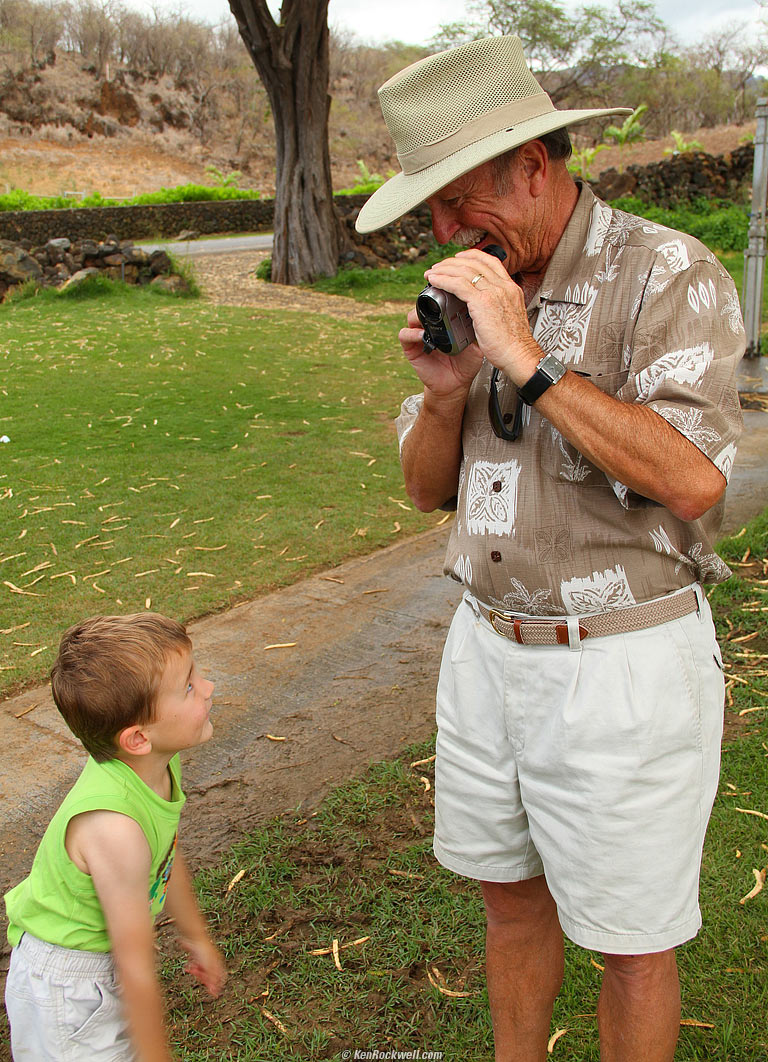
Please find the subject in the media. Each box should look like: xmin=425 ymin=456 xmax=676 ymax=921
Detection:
xmin=396 ymin=92 xmax=556 ymax=176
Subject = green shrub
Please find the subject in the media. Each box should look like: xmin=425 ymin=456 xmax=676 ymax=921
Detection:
xmin=255 ymin=256 xmax=272 ymax=280
xmin=336 ymin=159 xmax=395 ymax=196
xmin=0 ymin=183 xmax=263 ymax=212
xmin=609 ymin=196 xmax=748 ymax=252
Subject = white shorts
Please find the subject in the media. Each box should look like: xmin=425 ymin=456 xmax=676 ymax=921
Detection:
xmin=433 ymin=589 xmax=725 ymax=955
xmin=5 ymin=933 xmax=134 ymax=1061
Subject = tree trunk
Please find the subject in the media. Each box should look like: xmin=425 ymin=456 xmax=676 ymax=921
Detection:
xmin=227 ymin=0 xmax=346 ymax=284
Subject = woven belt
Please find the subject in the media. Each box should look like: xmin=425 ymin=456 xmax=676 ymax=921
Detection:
xmin=475 ymin=587 xmax=700 ymax=645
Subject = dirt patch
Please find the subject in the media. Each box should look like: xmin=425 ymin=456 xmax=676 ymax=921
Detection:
xmin=189 ymin=250 xmax=411 ymax=319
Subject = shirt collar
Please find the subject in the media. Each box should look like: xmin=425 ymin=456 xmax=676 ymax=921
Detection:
xmin=527 ymin=182 xmax=600 ymax=311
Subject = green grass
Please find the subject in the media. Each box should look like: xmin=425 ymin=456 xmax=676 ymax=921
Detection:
xmin=0 ymin=184 xmax=264 ymax=212
xmin=0 ymin=285 xmax=438 ymax=694
xmin=305 ymin=243 xmax=462 ymax=304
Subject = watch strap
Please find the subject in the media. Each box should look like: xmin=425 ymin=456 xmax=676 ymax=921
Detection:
xmin=517 ymin=354 xmax=566 ymax=405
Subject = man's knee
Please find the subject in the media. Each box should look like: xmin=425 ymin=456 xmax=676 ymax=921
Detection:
xmin=602 ymin=949 xmax=678 ymax=987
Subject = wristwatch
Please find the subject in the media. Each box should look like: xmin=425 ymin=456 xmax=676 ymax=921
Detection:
xmin=517 ymin=353 xmax=567 ymax=405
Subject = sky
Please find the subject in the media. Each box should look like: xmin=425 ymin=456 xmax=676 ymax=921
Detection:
xmin=138 ymin=0 xmax=765 ymax=51
xmin=328 ymin=0 xmax=763 ymax=50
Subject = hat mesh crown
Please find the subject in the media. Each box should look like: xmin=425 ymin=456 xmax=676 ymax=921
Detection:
xmin=380 ymin=37 xmax=545 ymax=156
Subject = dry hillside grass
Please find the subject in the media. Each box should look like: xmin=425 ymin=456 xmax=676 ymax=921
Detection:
xmin=0 ymin=47 xmax=754 ymax=200
xmin=0 ymin=121 xmax=753 ymax=201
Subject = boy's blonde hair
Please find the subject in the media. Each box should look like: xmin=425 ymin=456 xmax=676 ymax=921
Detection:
xmin=50 ymin=613 xmax=192 ymax=762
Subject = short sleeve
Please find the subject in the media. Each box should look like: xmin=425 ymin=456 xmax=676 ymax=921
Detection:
xmin=395 ymin=392 xmax=423 ymax=455
xmin=616 ymin=256 xmax=744 ymax=484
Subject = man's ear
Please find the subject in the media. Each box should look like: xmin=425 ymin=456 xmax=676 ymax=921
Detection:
xmin=519 ymin=139 xmax=548 ymax=196
xmin=117 ymin=724 xmax=153 ymax=757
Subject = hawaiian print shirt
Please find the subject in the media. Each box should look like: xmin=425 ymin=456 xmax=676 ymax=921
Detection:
xmin=395 ymin=183 xmax=745 ymax=615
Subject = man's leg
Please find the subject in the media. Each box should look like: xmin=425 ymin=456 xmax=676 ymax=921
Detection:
xmin=480 ymin=875 xmax=564 ymax=1062
xmin=597 ymin=949 xmax=680 ymax=1062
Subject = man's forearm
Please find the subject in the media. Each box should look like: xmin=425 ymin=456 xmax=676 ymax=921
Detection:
xmin=536 ymin=371 xmax=726 ymax=520
xmin=401 ymin=389 xmax=467 ymax=512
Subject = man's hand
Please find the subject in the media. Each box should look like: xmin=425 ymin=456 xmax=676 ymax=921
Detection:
xmin=422 ymin=248 xmax=542 ymax=386
xmin=399 ymin=306 xmax=484 ymax=401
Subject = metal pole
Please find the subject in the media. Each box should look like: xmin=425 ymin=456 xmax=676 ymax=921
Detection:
xmin=742 ymin=98 xmax=768 ymax=358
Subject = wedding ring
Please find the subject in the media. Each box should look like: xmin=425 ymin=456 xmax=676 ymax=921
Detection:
xmin=471 ymin=273 xmax=484 ymax=286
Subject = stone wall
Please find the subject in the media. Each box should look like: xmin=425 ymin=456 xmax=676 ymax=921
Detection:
xmin=592 ymin=143 xmax=753 ymax=206
xmin=0 ymin=143 xmax=753 ymax=254
xmin=0 ymin=235 xmax=187 ymax=299
xmin=0 ymin=197 xmax=277 ymax=244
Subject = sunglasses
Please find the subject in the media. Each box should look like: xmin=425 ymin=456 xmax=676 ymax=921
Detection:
xmin=488 ymin=367 xmax=525 ymax=441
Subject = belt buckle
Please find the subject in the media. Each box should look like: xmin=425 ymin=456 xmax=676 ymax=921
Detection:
xmin=488 ymin=609 xmax=525 ymax=643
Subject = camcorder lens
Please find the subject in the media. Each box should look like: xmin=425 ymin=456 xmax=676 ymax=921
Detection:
xmin=416 ymin=293 xmax=443 ymax=324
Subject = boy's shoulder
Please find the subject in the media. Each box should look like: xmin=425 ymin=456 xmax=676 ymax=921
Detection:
xmin=5 ymin=754 xmax=184 ymax=951
xmin=60 ymin=753 xmax=183 ymax=815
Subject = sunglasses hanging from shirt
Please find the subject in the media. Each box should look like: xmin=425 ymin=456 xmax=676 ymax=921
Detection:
xmin=489 ymin=355 xmax=567 ymax=440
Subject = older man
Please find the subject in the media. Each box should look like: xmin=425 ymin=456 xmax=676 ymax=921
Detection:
xmin=356 ymin=35 xmax=744 ymax=1062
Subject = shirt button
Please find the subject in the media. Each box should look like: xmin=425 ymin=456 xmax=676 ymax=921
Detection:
xmin=490 ymin=550 xmax=502 ymax=563
xmin=492 ymin=480 xmax=502 ymax=493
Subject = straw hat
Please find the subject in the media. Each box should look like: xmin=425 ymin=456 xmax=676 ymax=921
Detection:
xmin=355 ymin=35 xmax=630 ymax=233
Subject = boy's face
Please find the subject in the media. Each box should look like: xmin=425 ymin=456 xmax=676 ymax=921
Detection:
xmin=147 ymin=648 xmax=215 ymax=754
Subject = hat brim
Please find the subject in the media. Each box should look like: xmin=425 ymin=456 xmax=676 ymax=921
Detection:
xmin=355 ymin=107 xmax=631 ymax=233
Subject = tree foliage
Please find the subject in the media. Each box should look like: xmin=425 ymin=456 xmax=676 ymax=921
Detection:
xmin=433 ymin=0 xmax=666 ymax=105
xmin=433 ymin=0 xmax=767 ymax=134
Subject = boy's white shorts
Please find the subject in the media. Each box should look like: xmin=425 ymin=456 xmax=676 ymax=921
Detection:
xmin=5 ymin=932 xmax=133 ymax=1060
xmin=433 ymin=589 xmax=725 ymax=955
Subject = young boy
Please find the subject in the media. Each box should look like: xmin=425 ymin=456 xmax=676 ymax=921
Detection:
xmin=4 ymin=613 xmax=227 ymax=1061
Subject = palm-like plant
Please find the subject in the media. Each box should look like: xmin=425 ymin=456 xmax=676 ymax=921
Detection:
xmin=567 ymin=143 xmax=609 ymax=181
xmin=603 ymin=104 xmax=648 ymax=173
xmin=663 ymin=130 xmax=704 ymax=155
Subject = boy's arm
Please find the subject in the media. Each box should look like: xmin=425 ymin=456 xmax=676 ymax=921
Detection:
xmin=162 ymin=849 xmax=226 ymax=997
xmin=71 ymin=810 xmax=174 ymax=1062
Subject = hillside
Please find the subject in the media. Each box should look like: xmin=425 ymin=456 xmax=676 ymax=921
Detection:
xmin=0 ymin=50 xmax=755 ymax=201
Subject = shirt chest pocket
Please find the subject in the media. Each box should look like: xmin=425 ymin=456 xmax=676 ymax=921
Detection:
xmin=539 ymin=369 xmax=630 ymax=487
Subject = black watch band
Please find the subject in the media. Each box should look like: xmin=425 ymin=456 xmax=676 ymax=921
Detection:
xmin=517 ymin=353 xmax=567 ymax=405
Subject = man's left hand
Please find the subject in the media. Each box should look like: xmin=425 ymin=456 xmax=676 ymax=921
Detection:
xmin=423 ymin=248 xmax=542 ymax=384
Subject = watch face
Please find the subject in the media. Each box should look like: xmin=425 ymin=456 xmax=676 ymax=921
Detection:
xmin=540 ymin=354 xmax=566 ymax=383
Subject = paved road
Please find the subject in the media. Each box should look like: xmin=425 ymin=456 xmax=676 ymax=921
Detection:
xmin=142 ymin=234 xmax=273 ymax=257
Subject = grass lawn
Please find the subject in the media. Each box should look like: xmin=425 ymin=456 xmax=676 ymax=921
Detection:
xmin=0 ymin=284 xmax=440 ymax=695
xmin=156 ymin=514 xmax=768 ymax=1061
xmin=307 ymin=244 xmax=766 ymax=334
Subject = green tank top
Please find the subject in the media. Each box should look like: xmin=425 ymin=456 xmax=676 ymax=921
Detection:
xmin=5 ymin=754 xmax=186 ymax=952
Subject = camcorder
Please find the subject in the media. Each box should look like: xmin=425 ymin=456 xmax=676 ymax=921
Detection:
xmin=416 ymin=244 xmax=507 ymax=355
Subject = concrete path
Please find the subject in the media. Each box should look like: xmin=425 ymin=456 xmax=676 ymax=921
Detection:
xmin=141 ymin=234 xmax=273 ymax=257
xmin=0 ymin=527 xmax=462 ymax=892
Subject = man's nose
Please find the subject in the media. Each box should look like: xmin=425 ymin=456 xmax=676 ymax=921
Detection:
xmin=427 ymin=201 xmax=458 ymax=245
